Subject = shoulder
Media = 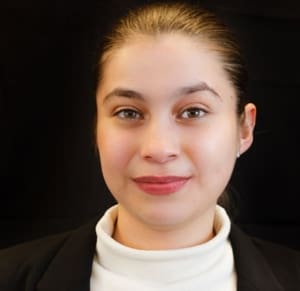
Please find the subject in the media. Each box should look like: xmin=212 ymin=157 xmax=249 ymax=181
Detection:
xmin=230 ymin=224 xmax=300 ymax=290
xmin=0 ymin=215 xmax=100 ymax=291
xmin=0 ymin=231 xmax=71 ymax=291
xmin=251 ymin=235 xmax=300 ymax=279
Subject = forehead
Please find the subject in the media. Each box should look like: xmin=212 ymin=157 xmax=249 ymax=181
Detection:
xmin=97 ymin=34 xmax=235 ymax=100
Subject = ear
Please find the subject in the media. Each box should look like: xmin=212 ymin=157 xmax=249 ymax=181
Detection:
xmin=239 ymin=103 xmax=257 ymax=155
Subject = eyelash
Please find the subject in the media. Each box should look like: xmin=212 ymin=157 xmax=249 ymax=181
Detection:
xmin=113 ymin=106 xmax=207 ymax=120
xmin=114 ymin=108 xmax=142 ymax=120
xmin=179 ymin=107 xmax=207 ymax=119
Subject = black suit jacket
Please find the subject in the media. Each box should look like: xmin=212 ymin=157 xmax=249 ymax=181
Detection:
xmin=0 ymin=217 xmax=299 ymax=291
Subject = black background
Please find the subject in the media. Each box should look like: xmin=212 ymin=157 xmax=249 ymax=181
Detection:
xmin=1 ymin=0 xmax=300 ymax=249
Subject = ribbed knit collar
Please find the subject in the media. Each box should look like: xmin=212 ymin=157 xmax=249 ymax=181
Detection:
xmin=93 ymin=205 xmax=233 ymax=288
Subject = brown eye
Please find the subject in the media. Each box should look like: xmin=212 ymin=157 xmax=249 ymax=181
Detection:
xmin=115 ymin=108 xmax=142 ymax=120
xmin=179 ymin=107 xmax=206 ymax=119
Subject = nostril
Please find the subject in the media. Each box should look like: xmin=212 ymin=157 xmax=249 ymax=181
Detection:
xmin=142 ymin=151 xmax=178 ymax=163
xmin=140 ymin=131 xmax=180 ymax=163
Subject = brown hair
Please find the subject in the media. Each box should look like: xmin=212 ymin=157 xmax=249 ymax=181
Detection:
xmin=97 ymin=2 xmax=248 ymax=115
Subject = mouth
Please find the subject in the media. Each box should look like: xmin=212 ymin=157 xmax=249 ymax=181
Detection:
xmin=132 ymin=176 xmax=191 ymax=195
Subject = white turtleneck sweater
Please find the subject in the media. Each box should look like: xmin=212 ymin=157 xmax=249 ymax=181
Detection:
xmin=90 ymin=205 xmax=237 ymax=291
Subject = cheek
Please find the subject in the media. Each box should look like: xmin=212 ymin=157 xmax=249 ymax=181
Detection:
xmin=188 ymin=120 xmax=238 ymax=174
xmin=97 ymin=124 xmax=135 ymax=177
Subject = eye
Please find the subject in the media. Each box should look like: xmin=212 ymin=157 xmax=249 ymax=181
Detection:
xmin=179 ymin=107 xmax=207 ymax=119
xmin=114 ymin=108 xmax=142 ymax=120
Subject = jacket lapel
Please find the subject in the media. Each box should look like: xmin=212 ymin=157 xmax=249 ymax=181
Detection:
xmin=230 ymin=224 xmax=284 ymax=291
xmin=36 ymin=216 xmax=99 ymax=291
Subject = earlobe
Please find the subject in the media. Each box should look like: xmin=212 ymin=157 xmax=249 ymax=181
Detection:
xmin=239 ymin=103 xmax=257 ymax=155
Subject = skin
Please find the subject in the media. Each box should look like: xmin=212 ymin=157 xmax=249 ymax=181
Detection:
xmin=96 ymin=34 xmax=256 ymax=250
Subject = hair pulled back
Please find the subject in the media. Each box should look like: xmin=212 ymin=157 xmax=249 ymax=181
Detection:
xmin=98 ymin=2 xmax=248 ymax=115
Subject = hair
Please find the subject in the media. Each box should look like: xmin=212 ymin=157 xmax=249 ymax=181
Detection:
xmin=95 ymin=2 xmax=248 ymax=215
xmin=97 ymin=1 xmax=248 ymax=115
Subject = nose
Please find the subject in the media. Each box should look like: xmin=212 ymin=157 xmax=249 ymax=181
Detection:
xmin=139 ymin=120 xmax=180 ymax=163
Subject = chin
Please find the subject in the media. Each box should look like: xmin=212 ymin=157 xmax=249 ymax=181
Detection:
xmin=136 ymin=204 xmax=193 ymax=229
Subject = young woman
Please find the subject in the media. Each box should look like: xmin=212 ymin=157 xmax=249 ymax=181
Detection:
xmin=1 ymin=2 xmax=299 ymax=291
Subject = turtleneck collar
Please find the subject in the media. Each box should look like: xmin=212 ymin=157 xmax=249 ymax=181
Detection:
xmin=92 ymin=205 xmax=235 ymax=289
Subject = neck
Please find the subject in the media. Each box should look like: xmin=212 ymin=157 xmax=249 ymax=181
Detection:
xmin=112 ymin=206 xmax=216 ymax=250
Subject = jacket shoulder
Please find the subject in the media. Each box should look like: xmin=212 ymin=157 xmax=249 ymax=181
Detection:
xmin=0 ymin=231 xmax=71 ymax=291
xmin=230 ymin=224 xmax=300 ymax=290
xmin=251 ymin=236 xmax=300 ymax=282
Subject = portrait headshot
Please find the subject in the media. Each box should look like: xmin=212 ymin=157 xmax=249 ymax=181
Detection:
xmin=0 ymin=1 xmax=299 ymax=290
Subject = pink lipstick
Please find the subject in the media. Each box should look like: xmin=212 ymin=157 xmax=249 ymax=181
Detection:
xmin=132 ymin=176 xmax=190 ymax=195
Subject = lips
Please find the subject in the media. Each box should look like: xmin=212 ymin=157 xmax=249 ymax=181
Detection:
xmin=132 ymin=176 xmax=190 ymax=195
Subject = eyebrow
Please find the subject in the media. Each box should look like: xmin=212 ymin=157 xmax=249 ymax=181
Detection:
xmin=102 ymin=82 xmax=221 ymax=103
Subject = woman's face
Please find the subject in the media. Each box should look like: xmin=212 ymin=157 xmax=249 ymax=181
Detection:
xmin=96 ymin=34 xmax=255 ymax=230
